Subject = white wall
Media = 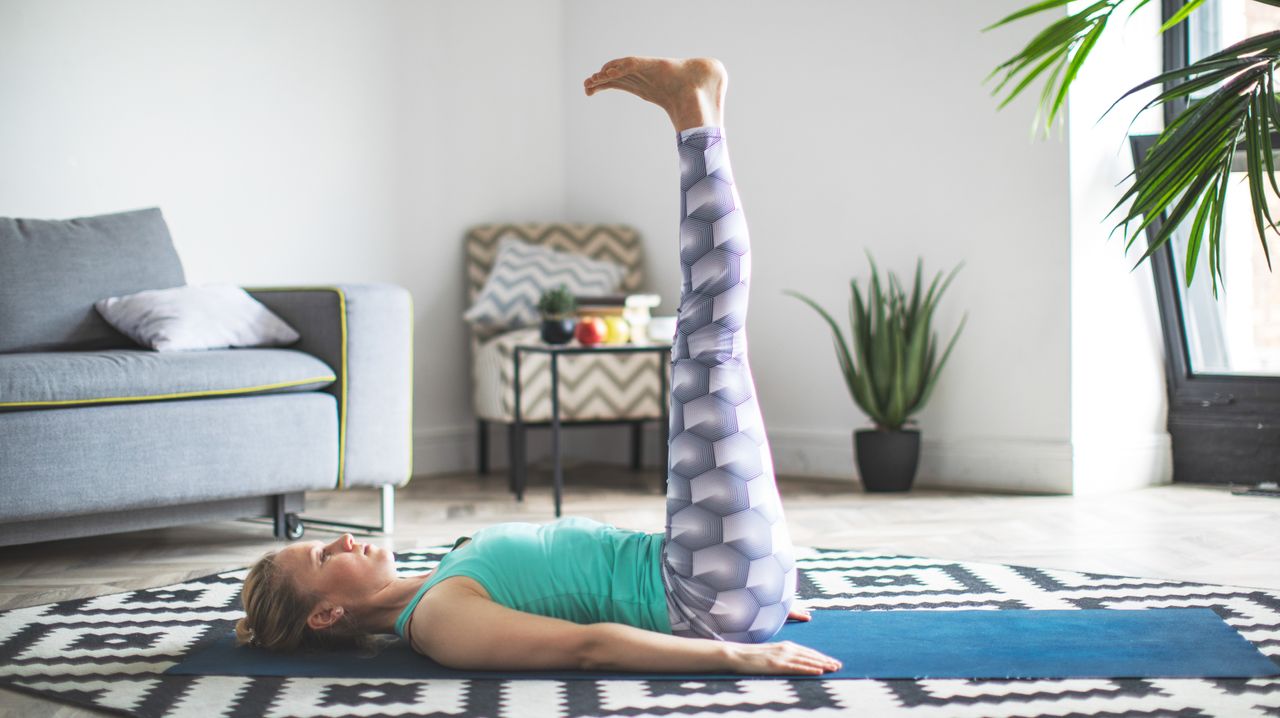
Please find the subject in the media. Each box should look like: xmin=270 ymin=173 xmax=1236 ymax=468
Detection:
xmin=0 ymin=0 xmax=1170 ymax=493
xmin=0 ymin=0 xmax=568 ymax=476
xmin=393 ymin=0 xmax=568 ymax=470
xmin=0 ymin=1 xmax=404 ymax=284
xmin=561 ymin=0 xmax=1075 ymax=492
xmin=1067 ymin=1 xmax=1173 ymax=492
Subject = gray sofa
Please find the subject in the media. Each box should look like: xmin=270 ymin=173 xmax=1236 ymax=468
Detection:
xmin=0 ymin=208 xmax=413 ymax=546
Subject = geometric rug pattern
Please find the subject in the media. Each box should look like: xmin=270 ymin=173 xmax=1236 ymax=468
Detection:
xmin=1 ymin=545 xmax=1277 ymax=717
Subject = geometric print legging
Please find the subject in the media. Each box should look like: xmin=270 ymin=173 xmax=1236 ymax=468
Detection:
xmin=660 ymin=126 xmax=798 ymax=643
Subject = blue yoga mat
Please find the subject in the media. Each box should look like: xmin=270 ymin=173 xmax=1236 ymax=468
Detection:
xmin=166 ymin=608 xmax=1279 ymax=681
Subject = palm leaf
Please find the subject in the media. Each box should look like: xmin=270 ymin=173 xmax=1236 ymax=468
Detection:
xmin=1160 ymin=0 xmax=1205 ymax=32
xmin=985 ymin=0 xmax=1118 ymax=134
xmin=1110 ymin=34 xmax=1280 ymax=293
xmin=988 ymin=0 xmax=1280 ymax=289
xmin=984 ymin=0 xmax=1075 ymax=31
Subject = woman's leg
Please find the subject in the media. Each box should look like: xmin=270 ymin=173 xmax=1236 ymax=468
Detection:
xmin=661 ymin=124 xmax=796 ymax=643
xmin=584 ymin=57 xmax=797 ymax=643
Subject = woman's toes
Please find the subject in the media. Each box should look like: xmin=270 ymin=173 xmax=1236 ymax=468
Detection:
xmin=585 ymin=80 xmax=624 ymax=96
xmin=599 ymin=58 xmax=634 ymax=80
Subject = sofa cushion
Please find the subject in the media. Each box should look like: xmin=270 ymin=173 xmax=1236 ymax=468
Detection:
xmin=0 ymin=348 xmax=335 ymax=410
xmin=96 ymin=284 xmax=301 ymax=351
xmin=0 ymin=392 xmax=339 ymax=522
xmin=0 ymin=208 xmax=186 ymax=353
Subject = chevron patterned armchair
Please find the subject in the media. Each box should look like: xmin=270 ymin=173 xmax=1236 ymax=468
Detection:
xmin=466 ymin=223 xmax=666 ymax=490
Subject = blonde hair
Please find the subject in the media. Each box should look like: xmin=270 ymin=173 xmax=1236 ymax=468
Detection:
xmin=236 ymin=551 xmax=371 ymax=653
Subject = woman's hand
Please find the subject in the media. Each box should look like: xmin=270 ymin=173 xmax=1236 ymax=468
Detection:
xmin=724 ymin=640 xmax=842 ymax=675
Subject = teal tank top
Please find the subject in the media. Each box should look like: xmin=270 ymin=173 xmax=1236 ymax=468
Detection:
xmin=394 ymin=516 xmax=673 ymax=637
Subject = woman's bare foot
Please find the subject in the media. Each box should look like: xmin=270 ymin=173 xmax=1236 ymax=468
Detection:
xmin=583 ymin=57 xmax=727 ymax=133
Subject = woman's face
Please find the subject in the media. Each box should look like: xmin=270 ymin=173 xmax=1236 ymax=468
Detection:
xmin=276 ymin=533 xmax=398 ymax=608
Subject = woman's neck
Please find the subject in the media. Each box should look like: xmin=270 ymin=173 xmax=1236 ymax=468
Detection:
xmin=355 ymin=570 xmax=433 ymax=635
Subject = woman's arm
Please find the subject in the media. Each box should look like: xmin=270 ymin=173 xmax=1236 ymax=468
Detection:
xmin=413 ymin=585 xmax=837 ymax=675
xmin=582 ymin=622 xmax=841 ymax=675
xmin=411 ymin=588 xmax=595 ymax=671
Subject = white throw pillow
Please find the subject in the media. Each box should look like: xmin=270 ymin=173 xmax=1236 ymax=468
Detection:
xmin=95 ymin=284 xmax=300 ymax=352
xmin=463 ymin=236 xmax=626 ymax=335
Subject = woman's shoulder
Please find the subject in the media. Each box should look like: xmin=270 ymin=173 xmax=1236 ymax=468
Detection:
xmin=409 ymin=574 xmax=492 ymax=642
xmin=423 ymin=572 xmax=490 ymax=602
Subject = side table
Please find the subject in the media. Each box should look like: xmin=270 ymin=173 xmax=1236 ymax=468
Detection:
xmin=511 ymin=342 xmax=672 ymax=517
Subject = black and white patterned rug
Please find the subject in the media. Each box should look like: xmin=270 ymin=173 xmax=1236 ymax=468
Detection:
xmin=2 ymin=545 xmax=1278 ymax=718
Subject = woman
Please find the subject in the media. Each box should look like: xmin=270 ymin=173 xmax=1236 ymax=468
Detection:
xmin=237 ymin=56 xmax=843 ymax=677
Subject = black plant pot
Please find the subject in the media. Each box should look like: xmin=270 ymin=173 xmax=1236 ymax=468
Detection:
xmin=854 ymin=428 xmax=921 ymax=492
xmin=540 ymin=317 xmax=576 ymax=345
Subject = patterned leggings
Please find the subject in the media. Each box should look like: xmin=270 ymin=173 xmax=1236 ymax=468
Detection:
xmin=660 ymin=126 xmax=797 ymax=643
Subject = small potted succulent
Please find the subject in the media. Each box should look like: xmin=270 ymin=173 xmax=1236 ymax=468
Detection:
xmin=537 ymin=285 xmax=578 ymax=345
xmin=786 ymin=253 xmax=966 ymax=492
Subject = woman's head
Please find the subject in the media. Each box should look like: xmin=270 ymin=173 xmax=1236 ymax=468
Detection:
xmin=237 ymin=533 xmax=397 ymax=652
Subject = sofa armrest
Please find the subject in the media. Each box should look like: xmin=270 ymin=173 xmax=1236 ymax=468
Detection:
xmin=248 ymin=284 xmax=413 ymax=489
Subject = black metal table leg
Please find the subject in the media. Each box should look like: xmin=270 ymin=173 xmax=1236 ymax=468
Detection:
xmin=630 ymin=422 xmax=643 ymax=470
xmin=551 ymin=353 xmax=562 ymax=517
xmin=508 ymin=342 xmax=674 ymax=516
xmin=513 ymin=348 xmax=524 ymax=502
xmin=506 ymin=423 xmax=517 ymax=493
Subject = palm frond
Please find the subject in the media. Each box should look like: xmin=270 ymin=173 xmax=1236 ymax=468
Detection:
xmin=985 ymin=0 xmax=1119 ymax=135
xmin=1111 ymin=31 xmax=1280 ymax=297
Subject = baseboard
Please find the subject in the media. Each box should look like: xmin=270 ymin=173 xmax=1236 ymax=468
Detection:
xmin=413 ymin=422 xmax=650 ymax=476
xmin=768 ymin=427 xmax=1076 ymax=494
xmin=418 ymin=423 xmax=1094 ymax=494
xmin=1071 ymin=433 xmax=1173 ymax=494
xmin=916 ymin=436 xmax=1075 ymax=494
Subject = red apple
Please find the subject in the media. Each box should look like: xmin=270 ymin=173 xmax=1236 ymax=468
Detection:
xmin=575 ymin=316 xmax=606 ymax=346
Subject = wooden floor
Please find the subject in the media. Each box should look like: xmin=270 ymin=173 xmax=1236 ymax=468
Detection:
xmin=3 ymin=463 xmax=1279 ymax=717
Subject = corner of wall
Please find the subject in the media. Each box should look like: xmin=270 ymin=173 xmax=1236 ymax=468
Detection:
xmin=1067 ymin=0 xmax=1173 ymax=494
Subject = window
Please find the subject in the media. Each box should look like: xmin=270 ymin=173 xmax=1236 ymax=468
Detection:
xmin=1127 ymin=0 xmax=1280 ymax=485
xmin=1166 ymin=173 xmax=1280 ymax=375
xmin=1173 ymin=0 xmax=1280 ymax=376
xmin=1188 ymin=0 xmax=1280 ymax=65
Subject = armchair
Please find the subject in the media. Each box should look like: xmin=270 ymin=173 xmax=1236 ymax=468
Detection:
xmin=465 ymin=223 xmax=666 ymax=490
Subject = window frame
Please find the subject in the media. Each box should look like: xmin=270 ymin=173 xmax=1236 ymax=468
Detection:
xmin=1126 ymin=0 xmax=1280 ymax=484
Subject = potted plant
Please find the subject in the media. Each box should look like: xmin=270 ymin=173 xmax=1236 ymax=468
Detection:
xmin=786 ymin=253 xmax=966 ymax=492
xmin=537 ymin=285 xmax=578 ymax=345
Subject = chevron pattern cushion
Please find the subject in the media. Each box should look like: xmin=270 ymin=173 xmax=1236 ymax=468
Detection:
xmin=465 ymin=224 xmax=643 ymax=303
xmin=465 ymin=224 xmax=661 ymax=424
xmin=463 ymin=236 xmax=626 ymax=337
xmin=473 ymin=328 xmax=663 ymax=422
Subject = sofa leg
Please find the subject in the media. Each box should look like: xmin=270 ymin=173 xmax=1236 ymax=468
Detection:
xmin=379 ymin=484 xmax=396 ymax=535
xmin=272 ymin=495 xmax=287 ymax=538
xmin=295 ymin=485 xmax=396 ymax=536
xmin=271 ymin=494 xmax=305 ymax=540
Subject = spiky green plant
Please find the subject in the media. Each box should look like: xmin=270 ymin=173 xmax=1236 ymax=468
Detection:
xmin=536 ymin=284 xmax=577 ymax=318
xmin=985 ymin=0 xmax=1280 ymax=298
xmin=786 ymin=254 xmax=967 ymax=431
